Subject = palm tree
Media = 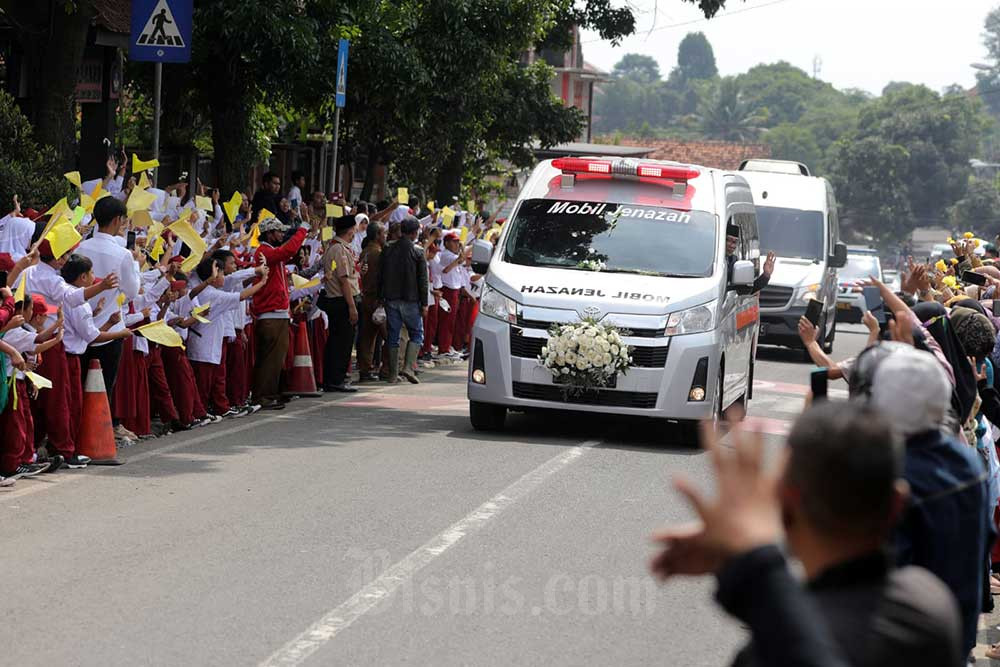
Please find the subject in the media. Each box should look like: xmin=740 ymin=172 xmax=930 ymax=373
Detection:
xmin=697 ymin=79 xmax=765 ymax=142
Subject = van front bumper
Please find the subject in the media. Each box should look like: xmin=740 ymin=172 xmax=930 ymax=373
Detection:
xmin=760 ymin=306 xmax=807 ymax=347
xmin=467 ymin=315 xmax=724 ymax=421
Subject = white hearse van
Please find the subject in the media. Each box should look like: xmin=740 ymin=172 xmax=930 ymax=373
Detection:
xmin=736 ymin=159 xmax=847 ymax=353
xmin=466 ymin=156 xmax=763 ymax=433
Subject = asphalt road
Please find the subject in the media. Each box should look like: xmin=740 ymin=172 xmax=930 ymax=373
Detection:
xmin=0 ymin=324 xmax=871 ymax=667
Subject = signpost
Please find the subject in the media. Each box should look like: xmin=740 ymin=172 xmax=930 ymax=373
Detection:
xmin=129 ymin=0 xmax=193 ymax=184
xmin=330 ymin=38 xmax=350 ymax=194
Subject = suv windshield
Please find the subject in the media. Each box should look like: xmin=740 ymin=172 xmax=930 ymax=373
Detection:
xmin=840 ymin=255 xmax=881 ymax=283
xmin=503 ymin=199 xmax=717 ymax=277
xmin=756 ymin=206 xmax=824 ymax=260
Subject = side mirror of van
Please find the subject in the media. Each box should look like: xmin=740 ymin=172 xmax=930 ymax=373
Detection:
xmin=829 ymin=242 xmax=848 ymax=268
xmin=471 ymin=239 xmax=493 ymax=275
xmin=731 ymin=260 xmax=756 ymax=288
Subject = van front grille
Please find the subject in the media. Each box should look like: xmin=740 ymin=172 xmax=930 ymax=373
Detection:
xmin=759 ymin=286 xmax=794 ymax=309
xmin=512 ymin=382 xmax=659 ymax=409
xmin=515 ymin=315 xmax=665 ymax=338
xmin=509 ymin=329 xmax=668 ymax=368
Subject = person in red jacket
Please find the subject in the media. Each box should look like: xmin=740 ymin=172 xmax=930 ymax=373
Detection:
xmin=251 ymin=216 xmax=308 ymax=409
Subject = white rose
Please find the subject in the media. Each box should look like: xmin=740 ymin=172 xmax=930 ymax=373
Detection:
xmin=541 ymin=346 xmax=548 ymax=356
xmin=561 ymin=367 xmax=570 ymax=375
xmin=576 ymin=358 xmax=588 ymax=370
xmin=602 ymin=353 xmax=612 ymax=365
xmin=565 ymin=351 xmax=577 ymax=363
xmin=611 ymin=344 xmax=620 ymax=355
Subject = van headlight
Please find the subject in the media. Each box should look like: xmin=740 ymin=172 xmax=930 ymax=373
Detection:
xmin=480 ymin=283 xmax=518 ymax=323
xmin=795 ymin=283 xmax=821 ymax=305
xmin=665 ymin=301 xmax=717 ymax=336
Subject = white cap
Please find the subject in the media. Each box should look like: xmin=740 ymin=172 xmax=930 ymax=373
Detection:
xmin=870 ymin=347 xmax=950 ymax=436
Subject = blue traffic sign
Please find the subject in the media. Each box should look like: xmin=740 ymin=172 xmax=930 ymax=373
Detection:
xmin=129 ymin=0 xmax=192 ymax=63
xmin=335 ymin=39 xmax=350 ymax=108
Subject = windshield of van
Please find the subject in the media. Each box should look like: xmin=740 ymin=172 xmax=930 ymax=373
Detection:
xmin=755 ymin=206 xmax=824 ymax=260
xmin=839 ymin=254 xmax=882 ymax=283
xmin=503 ymin=199 xmax=718 ymax=277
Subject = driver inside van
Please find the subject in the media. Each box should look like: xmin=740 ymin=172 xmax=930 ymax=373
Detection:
xmin=726 ymin=223 xmax=776 ymax=294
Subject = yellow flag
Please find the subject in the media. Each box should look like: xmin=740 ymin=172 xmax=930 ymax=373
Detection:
xmin=45 ymin=217 xmax=82 ymax=259
xmin=191 ymin=303 xmax=211 ymax=324
xmin=441 ymin=207 xmax=455 ymax=228
xmin=195 ymin=195 xmax=213 ymax=212
xmin=13 ymin=273 xmax=25 ymax=304
xmin=249 ymin=223 xmax=261 ymax=248
xmin=137 ymin=171 xmax=151 ymax=191
xmin=168 ymin=218 xmax=206 ymax=255
xmin=397 ymin=188 xmax=408 ymax=205
xmin=460 ymin=227 xmax=468 ymax=243
xmin=127 ymin=187 xmax=157 ymax=215
xmin=24 ymin=371 xmax=52 ymax=390
xmin=291 ymin=273 xmax=320 ymax=290
xmin=64 ymin=171 xmax=82 ymax=188
xmin=326 ymin=204 xmax=344 ymax=218
xmin=91 ymin=182 xmax=109 ymax=200
xmin=47 ymin=197 xmax=70 ymax=220
xmin=257 ymin=208 xmax=275 ymax=223
xmin=132 ymin=154 xmax=160 ymax=173
xmin=150 ymin=236 xmax=166 ymax=261
xmin=137 ymin=320 xmax=184 ymax=348
xmin=427 ymin=200 xmax=435 ymax=212
xmin=80 ymin=192 xmax=96 ymax=214
xmin=223 ymin=192 xmax=242 ymax=223
xmin=467 ymin=200 xmax=476 ymax=214
xmin=132 ymin=210 xmax=154 ymax=228
xmin=321 ymin=226 xmax=333 ymax=241
xmin=180 ymin=252 xmax=202 ymax=274
xmin=147 ymin=221 xmax=164 ymax=240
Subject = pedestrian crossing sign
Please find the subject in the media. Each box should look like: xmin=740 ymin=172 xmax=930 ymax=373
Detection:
xmin=129 ymin=0 xmax=192 ymax=63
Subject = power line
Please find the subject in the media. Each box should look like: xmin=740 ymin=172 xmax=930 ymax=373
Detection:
xmin=580 ymin=0 xmax=797 ymax=44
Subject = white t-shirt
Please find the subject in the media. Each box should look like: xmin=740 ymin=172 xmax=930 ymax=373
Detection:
xmin=428 ymin=253 xmax=443 ymax=289
xmin=186 ymin=285 xmax=242 ymax=364
xmin=0 ymin=214 xmax=35 ymax=260
xmin=3 ymin=326 xmax=36 ymax=379
xmin=63 ymin=302 xmax=102 ymax=355
xmin=439 ymin=249 xmax=463 ymax=289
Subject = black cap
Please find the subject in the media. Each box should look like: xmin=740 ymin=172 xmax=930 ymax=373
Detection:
xmin=726 ymin=223 xmax=740 ymax=238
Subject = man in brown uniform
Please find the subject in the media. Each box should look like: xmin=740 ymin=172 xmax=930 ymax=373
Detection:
xmin=357 ymin=224 xmax=387 ymax=381
xmin=317 ymin=215 xmax=360 ymax=392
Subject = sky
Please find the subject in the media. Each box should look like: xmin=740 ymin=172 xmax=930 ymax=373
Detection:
xmin=579 ymin=0 xmax=999 ymax=95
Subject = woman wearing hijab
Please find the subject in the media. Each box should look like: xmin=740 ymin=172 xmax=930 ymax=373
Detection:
xmin=912 ymin=301 xmax=978 ymax=430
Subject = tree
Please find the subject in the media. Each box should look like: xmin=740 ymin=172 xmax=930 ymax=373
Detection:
xmin=831 ymin=84 xmax=990 ymax=242
xmin=612 ymin=54 xmax=661 ymax=84
xmin=675 ymin=32 xmax=717 ymax=83
xmin=0 ymin=1 xmax=98 ymax=167
xmin=735 ymin=62 xmax=833 ymax=126
xmin=765 ymin=124 xmax=822 ymax=170
xmin=697 ymin=78 xmax=765 ymax=142
xmin=949 ymin=178 xmax=1000 ymax=236
xmin=0 ymin=90 xmax=69 ymax=209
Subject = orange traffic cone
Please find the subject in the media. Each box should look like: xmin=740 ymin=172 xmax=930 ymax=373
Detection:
xmin=285 ymin=321 xmax=321 ymax=397
xmin=77 ymin=359 xmax=122 ymax=466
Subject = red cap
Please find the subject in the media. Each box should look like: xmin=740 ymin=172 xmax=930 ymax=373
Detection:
xmin=0 ymin=252 xmax=13 ymax=272
xmin=443 ymin=231 xmax=460 ymax=242
xmin=23 ymin=208 xmax=42 ymax=221
xmin=169 ymin=280 xmax=187 ymax=291
xmin=38 ymin=239 xmax=54 ymax=258
xmin=169 ymin=255 xmax=185 ymax=264
xmin=31 ymin=295 xmax=48 ymax=316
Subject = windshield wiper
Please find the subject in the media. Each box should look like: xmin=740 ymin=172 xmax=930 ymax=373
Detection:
xmin=601 ymin=268 xmax=694 ymax=278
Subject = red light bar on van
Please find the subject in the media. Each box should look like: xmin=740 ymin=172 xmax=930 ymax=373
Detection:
xmin=552 ymin=157 xmax=699 ymax=182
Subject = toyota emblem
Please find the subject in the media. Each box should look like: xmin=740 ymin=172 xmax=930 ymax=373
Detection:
xmin=582 ymin=305 xmax=601 ymax=318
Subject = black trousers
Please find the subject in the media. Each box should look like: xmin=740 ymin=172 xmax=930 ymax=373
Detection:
xmin=82 ymin=339 xmax=124 ymax=401
xmin=319 ymin=294 xmax=357 ymax=387
xmin=83 ymin=338 xmax=124 ymax=425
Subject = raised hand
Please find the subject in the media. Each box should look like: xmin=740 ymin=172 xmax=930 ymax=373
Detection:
xmin=761 ymin=251 xmax=776 ymax=278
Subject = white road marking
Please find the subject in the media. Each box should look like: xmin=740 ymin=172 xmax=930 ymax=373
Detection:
xmin=258 ymin=439 xmax=602 ymax=667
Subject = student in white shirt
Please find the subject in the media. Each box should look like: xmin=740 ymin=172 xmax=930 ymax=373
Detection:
xmin=436 ymin=231 xmax=465 ymax=358
xmin=77 ymin=196 xmax=141 ymax=414
xmin=0 ymin=196 xmax=36 ymax=261
xmin=188 ymin=257 xmax=268 ymax=418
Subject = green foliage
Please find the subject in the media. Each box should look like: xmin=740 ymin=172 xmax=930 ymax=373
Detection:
xmin=764 ymin=124 xmax=821 ymax=169
xmin=0 ymin=90 xmax=69 ymax=209
xmin=612 ymin=54 xmax=661 ymax=84
xmin=949 ymin=177 xmax=1000 ymax=235
xmin=697 ymin=78 xmax=766 ymax=141
xmin=674 ymin=32 xmax=717 ymax=84
xmin=832 ymin=84 xmax=990 ymax=242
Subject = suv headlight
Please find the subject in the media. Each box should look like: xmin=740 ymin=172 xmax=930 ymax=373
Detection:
xmin=665 ymin=301 xmax=717 ymax=336
xmin=795 ymin=283 xmax=821 ymax=305
xmin=480 ymin=283 xmax=518 ymax=323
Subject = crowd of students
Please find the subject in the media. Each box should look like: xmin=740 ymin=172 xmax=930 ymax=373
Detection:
xmin=652 ymin=236 xmax=1000 ymax=666
xmin=0 ymin=161 xmax=498 ymax=483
